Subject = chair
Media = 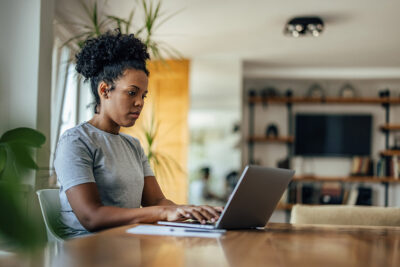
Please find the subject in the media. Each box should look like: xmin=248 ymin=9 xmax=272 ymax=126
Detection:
xmin=36 ymin=189 xmax=64 ymax=242
xmin=290 ymin=204 xmax=400 ymax=227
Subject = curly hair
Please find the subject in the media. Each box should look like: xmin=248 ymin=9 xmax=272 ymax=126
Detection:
xmin=75 ymin=31 xmax=150 ymax=113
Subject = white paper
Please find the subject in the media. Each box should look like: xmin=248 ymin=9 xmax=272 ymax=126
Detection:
xmin=126 ymin=225 xmax=223 ymax=238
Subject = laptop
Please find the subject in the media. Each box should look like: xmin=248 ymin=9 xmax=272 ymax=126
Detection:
xmin=158 ymin=165 xmax=294 ymax=230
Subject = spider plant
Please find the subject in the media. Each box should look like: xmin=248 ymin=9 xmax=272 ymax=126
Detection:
xmin=137 ymin=0 xmax=183 ymax=59
xmin=0 ymin=128 xmax=46 ymax=250
xmin=61 ymin=0 xmax=182 ymax=60
xmin=139 ymin=113 xmax=185 ymax=185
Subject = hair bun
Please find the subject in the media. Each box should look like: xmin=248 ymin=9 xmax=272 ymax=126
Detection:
xmin=75 ymin=31 xmax=150 ymax=79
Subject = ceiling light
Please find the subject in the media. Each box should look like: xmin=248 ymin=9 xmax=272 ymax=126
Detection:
xmin=284 ymin=16 xmax=324 ymax=37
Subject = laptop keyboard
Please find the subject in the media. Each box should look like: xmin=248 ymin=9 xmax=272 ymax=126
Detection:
xmin=183 ymin=219 xmax=216 ymax=226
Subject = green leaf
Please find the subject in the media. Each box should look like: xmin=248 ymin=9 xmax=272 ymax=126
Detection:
xmin=149 ymin=42 xmax=162 ymax=59
xmin=154 ymin=8 xmax=184 ymax=32
xmin=106 ymin=15 xmax=127 ymax=32
xmin=142 ymin=0 xmax=149 ymax=17
xmin=79 ymin=0 xmax=92 ymax=19
xmin=0 ymin=128 xmax=45 ymax=147
xmin=8 ymin=143 xmax=38 ymax=170
xmin=136 ymin=26 xmax=145 ymax=36
xmin=62 ymin=31 xmax=94 ymax=48
xmin=107 ymin=15 xmax=129 ymax=24
xmin=154 ymin=1 xmax=161 ymax=23
xmin=160 ymin=42 xmax=184 ymax=59
xmin=125 ymin=9 xmax=135 ymax=34
xmin=0 ymin=146 xmax=6 ymax=174
xmin=98 ymin=17 xmax=111 ymax=30
xmin=0 ymin=182 xmax=45 ymax=250
xmin=93 ymin=2 xmax=101 ymax=36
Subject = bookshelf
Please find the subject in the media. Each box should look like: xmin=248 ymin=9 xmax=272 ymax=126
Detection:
xmin=248 ymin=96 xmax=400 ymax=104
xmin=247 ymin=136 xmax=294 ymax=143
xmin=276 ymin=203 xmax=294 ymax=211
xmin=380 ymin=124 xmax=400 ymax=131
xmin=247 ymin=94 xmax=400 ymax=214
xmin=274 ymin=176 xmax=400 ymax=211
xmin=380 ymin=150 xmax=400 ymax=157
xmin=293 ymin=175 xmax=400 ymax=183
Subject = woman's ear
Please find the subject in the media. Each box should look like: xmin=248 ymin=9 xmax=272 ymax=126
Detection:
xmin=98 ymin=81 xmax=110 ymax=99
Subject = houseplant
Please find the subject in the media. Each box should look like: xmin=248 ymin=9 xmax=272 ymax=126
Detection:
xmin=137 ymin=112 xmax=185 ymax=183
xmin=62 ymin=0 xmax=182 ymax=59
xmin=0 ymin=127 xmax=46 ymax=250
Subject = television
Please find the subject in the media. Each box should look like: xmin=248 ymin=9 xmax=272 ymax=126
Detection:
xmin=295 ymin=114 xmax=372 ymax=157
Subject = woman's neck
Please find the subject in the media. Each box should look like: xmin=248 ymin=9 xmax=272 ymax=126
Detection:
xmin=88 ymin=114 xmax=120 ymax=135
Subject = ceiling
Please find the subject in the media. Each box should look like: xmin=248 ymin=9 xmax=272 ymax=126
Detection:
xmin=55 ymin=0 xmax=400 ymax=69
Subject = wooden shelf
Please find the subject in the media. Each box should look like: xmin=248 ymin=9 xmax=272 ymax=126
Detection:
xmin=380 ymin=150 xmax=400 ymax=157
xmin=248 ymin=96 xmax=400 ymax=105
xmin=275 ymin=203 xmax=293 ymax=211
xmin=380 ymin=124 xmax=400 ymax=131
xmin=275 ymin=203 xmax=325 ymax=211
xmin=248 ymin=136 xmax=294 ymax=143
xmin=292 ymin=175 xmax=400 ymax=183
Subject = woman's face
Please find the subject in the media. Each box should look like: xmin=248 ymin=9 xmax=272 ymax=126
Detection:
xmin=101 ymin=68 xmax=148 ymax=127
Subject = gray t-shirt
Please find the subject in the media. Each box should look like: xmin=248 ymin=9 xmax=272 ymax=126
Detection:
xmin=54 ymin=122 xmax=154 ymax=238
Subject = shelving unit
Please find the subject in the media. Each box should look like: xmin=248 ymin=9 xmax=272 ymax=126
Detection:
xmin=380 ymin=124 xmax=400 ymax=131
xmin=380 ymin=150 xmax=400 ymax=157
xmin=249 ymin=96 xmax=400 ymax=104
xmin=247 ymin=136 xmax=294 ymax=143
xmin=247 ymin=94 xmax=400 ymax=213
xmin=293 ymin=175 xmax=400 ymax=183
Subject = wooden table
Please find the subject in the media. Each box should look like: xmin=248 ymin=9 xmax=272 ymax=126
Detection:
xmin=44 ymin=223 xmax=399 ymax=267
xmin=3 ymin=223 xmax=400 ymax=266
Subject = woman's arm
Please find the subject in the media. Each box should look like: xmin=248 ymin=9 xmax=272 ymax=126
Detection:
xmin=141 ymin=176 xmax=223 ymax=223
xmin=66 ymin=183 xmax=169 ymax=231
xmin=66 ymin=181 xmax=223 ymax=232
xmin=141 ymin=176 xmax=176 ymax=206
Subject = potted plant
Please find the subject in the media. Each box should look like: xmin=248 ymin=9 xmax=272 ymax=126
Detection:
xmin=0 ymin=128 xmax=46 ymax=251
xmin=61 ymin=0 xmax=182 ymax=60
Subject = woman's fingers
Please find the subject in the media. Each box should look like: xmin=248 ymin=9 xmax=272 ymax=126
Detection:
xmin=169 ymin=205 xmax=225 ymax=223
xmin=201 ymin=205 xmax=222 ymax=219
xmin=214 ymin=206 xmax=224 ymax=213
xmin=182 ymin=206 xmax=220 ymax=224
xmin=196 ymin=207 xmax=215 ymax=223
xmin=189 ymin=209 xmax=206 ymax=223
xmin=179 ymin=206 xmax=205 ymax=222
xmin=176 ymin=207 xmax=192 ymax=219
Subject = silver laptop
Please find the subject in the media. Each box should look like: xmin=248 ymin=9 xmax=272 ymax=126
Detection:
xmin=158 ymin=165 xmax=294 ymax=230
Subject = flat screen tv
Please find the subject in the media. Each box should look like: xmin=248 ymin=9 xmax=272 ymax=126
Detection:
xmin=295 ymin=114 xmax=372 ymax=157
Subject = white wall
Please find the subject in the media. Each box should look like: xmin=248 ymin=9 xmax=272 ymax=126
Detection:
xmin=188 ymin=56 xmax=242 ymax=203
xmin=190 ymin=56 xmax=241 ymax=110
xmin=0 ymin=0 xmax=40 ymax=131
xmin=0 ymin=0 xmax=54 ymax=187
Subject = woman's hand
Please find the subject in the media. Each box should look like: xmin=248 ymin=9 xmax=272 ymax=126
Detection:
xmin=162 ymin=205 xmax=224 ymax=224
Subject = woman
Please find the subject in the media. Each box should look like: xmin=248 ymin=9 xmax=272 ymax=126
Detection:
xmin=54 ymin=31 xmax=222 ymax=238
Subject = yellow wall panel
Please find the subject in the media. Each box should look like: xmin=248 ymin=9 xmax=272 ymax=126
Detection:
xmin=121 ymin=60 xmax=189 ymax=204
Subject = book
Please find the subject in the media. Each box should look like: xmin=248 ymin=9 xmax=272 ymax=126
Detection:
xmin=393 ymin=155 xmax=399 ymax=179
xmin=356 ymin=187 xmax=372 ymax=206
xmin=347 ymin=186 xmax=359 ymax=205
xmin=319 ymin=182 xmax=342 ymax=204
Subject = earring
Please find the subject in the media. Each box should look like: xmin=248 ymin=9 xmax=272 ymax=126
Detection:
xmin=103 ymin=88 xmax=110 ymax=98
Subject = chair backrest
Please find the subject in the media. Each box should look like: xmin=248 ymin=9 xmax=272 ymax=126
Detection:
xmin=290 ymin=204 xmax=400 ymax=227
xmin=36 ymin=189 xmax=64 ymax=242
